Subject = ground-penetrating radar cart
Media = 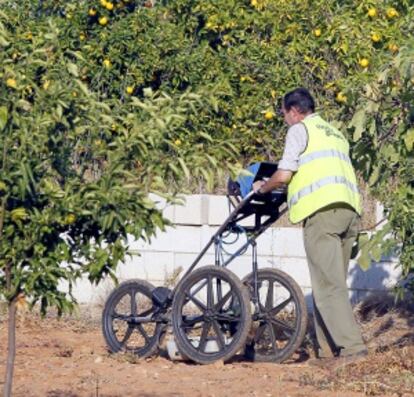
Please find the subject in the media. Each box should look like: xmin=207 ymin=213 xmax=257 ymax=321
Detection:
xmin=102 ymin=162 xmax=308 ymax=364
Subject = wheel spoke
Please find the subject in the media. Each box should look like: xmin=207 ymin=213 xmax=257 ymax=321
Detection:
xmin=214 ymin=290 xmax=232 ymax=311
xmin=112 ymin=311 xmax=130 ymax=321
xmin=216 ymin=278 xmax=223 ymax=304
xmin=269 ymin=317 xmax=295 ymax=334
xmin=265 ymin=281 xmax=274 ymax=310
xmin=206 ymin=275 xmax=214 ymax=310
xmin=254 ymin=322 xmax=267 ymax=342
xmin=130 ymin=290 xmax=137 ymax=316
xmin=119 ymin=325 xmax=134 ymax=347
xmin=268 ymin=296 xmax=293 ymax=317
xmin=198 ymin=322 xmax=211 ymax=352
xmin=212 ymin=320 xmax=226 ymax=350
xmin=185 ymin=291 xmax=207 ymax=312
xmin=181 ymin=314 xmax=204 ymax=327
xmin=137 ymin=324 xmax=151 ymax=344
xmin=215 ymin=313 xmax=239 ymax=322
xmin=137 ymin=307 xmax=155 ymax=317
xmin=267 ymin=321 xmax=279 ymax=355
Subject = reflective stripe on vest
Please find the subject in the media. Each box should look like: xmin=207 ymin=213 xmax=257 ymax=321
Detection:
xmin=298 ymin=149 xmax=352 ymax=167
xmin=288 ymin=175 xmax=360 ymax=208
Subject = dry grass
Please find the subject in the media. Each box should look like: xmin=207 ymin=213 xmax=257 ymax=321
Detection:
xmin=298 ymin=293 xmax=414 ymax=396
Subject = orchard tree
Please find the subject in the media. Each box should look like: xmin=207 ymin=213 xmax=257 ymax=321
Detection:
xmin=347 ymin=38 xmax=414 ymax=296
xmin=0 ymin=7 xmax=237 ymax=396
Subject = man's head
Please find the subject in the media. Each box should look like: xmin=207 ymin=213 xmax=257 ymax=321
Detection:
xmin=282 ymin=88 xmax=315 ymax=126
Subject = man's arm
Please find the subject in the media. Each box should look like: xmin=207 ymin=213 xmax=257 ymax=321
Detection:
xmin=253 ymin=122 xmax=308 ymax=194
xmin=253 ymin=170 xmax=292 ymax=194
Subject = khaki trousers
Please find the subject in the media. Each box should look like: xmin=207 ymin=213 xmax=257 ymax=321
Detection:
xmin=303 ymin=204 xmax=366 ymax=357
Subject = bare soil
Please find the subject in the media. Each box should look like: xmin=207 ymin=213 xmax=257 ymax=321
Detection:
xmin=0 ymin=297 xmax=413 ymax=397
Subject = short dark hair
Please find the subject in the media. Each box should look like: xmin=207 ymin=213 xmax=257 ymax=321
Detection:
xmin=283 ymin=88 xmax=315 ymax=114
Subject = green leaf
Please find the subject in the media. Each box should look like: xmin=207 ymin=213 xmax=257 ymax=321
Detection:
xmin=350 ymin=109 xmax=366 ymax=141
xmin=368 ymin=165 xmax=381 ymax=187
xmin=0 ymin=106 xmax=7 ymax=131
xmin=357 ymin=248 xmax=371 ymax=270
xmin=67 ymin=62 xmax=79 ymax=77
xmin=177 ymin=158 xmax=190 ymax=179
xmin=404 ymin=128 xmax=414 ymax=151
xmin=371 ymin=245 xmax=382 ymax=262
xmin=74 ymin=80 xmax=90 ymax=96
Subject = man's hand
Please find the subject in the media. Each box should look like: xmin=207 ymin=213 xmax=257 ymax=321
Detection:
xmin=253 ymin=180 xmax=266 ymax=194
xmin=253 ymin=169 xmax=293 ymax=194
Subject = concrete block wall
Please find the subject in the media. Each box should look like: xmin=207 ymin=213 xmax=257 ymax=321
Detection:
xmin=69 ymin=195 xmax=400 ymax=305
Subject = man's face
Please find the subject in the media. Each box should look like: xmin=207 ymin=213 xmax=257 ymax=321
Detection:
xmin=282 ymin=106 xmax=305 ymax=126
xmin=282 ymin=106 xmax=296 ymax=126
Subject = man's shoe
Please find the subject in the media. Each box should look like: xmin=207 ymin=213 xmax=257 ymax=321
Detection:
xmin=307 ymin=356 xmax=333 ymax=367
xmin=307 ymin=349 xmax=368 ymax=369
xmin=333 ymin=349 xmax=368 ymax=369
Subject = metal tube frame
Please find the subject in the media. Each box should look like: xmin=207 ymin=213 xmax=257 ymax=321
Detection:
xmin=168 ymin=191 xmax=287 ymax=301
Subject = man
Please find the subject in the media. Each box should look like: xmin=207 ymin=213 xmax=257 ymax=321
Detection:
xmin=253 ymin=87 xmax=367 ymax=365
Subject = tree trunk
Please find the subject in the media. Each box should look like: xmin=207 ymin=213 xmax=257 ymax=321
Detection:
xmin=3 ymin=298 xmax=16 ymax=397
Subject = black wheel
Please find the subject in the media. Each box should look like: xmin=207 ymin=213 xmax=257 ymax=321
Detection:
xmin=171 ymin=266 xmax=251 ymax=364
xmin=102 ymin=279 xmax=164 ymax=358
xmin=243 ymin=268 xmax=308 ymax=362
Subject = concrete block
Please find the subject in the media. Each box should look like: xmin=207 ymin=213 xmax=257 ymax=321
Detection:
xmin=208 ymin=195 xmax=231 ymax=226
xmin=200 ymin=225 xmax=217 ymax=255
xmin=148 ymin=193 xmax=175 ymax=222
xmin=128 ymin=226 xmax=201 ymax=254
xmin=70 ymin=278 xmax=94 ymax=305
xmin=117 ymin=252 xmax=174 ymax=284
xmin=255 ymin=229 xmax=274 ymax=256
xmin=116 ymin=253 xmax=145 ymax=280
xmin=174 ymin=252 xmax=213 ymax=275
xmin=347 ymin=260 xmax=400 ymax=290
xmin=141 ymin=225 xmax=177 ymax=252
xmin=276 ymin=256 xmax=311 ymax=288
xmin=174 ymin=194 xmax=207 ymax=225
xmin=272 ymin=227 xmax=306 ymax=258
xmin=171 ymin=226 xmax=202 ymax=253
xmin=126 ymin=234 xmax=150 ymax=252
xmin=226 ymin=256 xmax=255 ymax=280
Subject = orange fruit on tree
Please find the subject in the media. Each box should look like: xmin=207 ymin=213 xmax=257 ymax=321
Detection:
xmin=99 ymin=16 xmax=108 ymax=26
xmin=264 ymin=111 xmax=274 ymax=120
xmin=359 ymin=58 xmax=369 ymax=68
xmin=367 ymin=8 xmax=377 ymax=17
xmin=103 ymin=59 xmax=111 ymax=68
xmin=64 ymin=214 xmax=76 ymax=225
xmin=126 ymin=86 xmax=134 ymax=94
xmin=386 ymin=7 xmax=398 ymax=18
xmin=105 ymin=2 xmax=114 ymax=11
xmin=388 ymin=43 xmax=399 ymax=53
xmin=6 ymin=78 xmax=17 ymax=89
xmin=371 ymin=33 xmax=381 ymax=43
xmin=335 ymin=92 xmax=347 ymax=103
xmin=88 ymin=8 xmax=97 ymax=16
xmin=313 ymin=28 xmax=321 ymax=37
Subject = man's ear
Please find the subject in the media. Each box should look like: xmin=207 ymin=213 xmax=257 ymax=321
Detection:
xmin=290 ymin=106 xmax=301 ymax=116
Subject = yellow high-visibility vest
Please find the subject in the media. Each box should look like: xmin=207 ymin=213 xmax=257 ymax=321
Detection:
xmin=288 ymin=115 xmax=361 ymax=224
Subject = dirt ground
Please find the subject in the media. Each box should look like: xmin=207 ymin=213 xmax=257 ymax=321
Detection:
xmin=1 ymin=297 xmax=413 ymax=397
